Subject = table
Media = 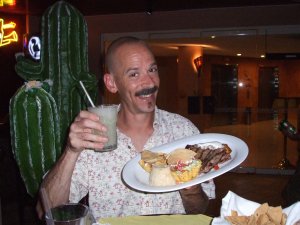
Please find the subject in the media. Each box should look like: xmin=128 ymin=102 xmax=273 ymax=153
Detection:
xmin=98 ymin=214 xmax=213 ymax=225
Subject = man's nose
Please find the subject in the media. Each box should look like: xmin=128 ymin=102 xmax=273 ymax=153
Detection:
xmin=141 ymin=71 xmax=157 ymax=84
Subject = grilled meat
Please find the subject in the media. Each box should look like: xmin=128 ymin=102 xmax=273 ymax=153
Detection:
xmin=185 ymin=142 xmax=232 ymax=173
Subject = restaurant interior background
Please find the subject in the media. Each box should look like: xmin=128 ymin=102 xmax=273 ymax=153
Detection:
xmin=1 ymin=0 xmax=300 ymax=169
xmin=17 ymin=0 xmax=300 ymax=170
xmin=1 ymin=0 xmax=300 ymax=224
xmin=99 ymin=26 xmax=300 ymax=171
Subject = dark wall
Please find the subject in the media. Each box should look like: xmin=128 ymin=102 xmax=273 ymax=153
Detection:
xmin=0 ymin=13 xmax=26 ymax=121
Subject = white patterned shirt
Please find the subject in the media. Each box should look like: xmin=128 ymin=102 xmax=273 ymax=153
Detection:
xmin=69 ymin=107 xmax=201 ymax=220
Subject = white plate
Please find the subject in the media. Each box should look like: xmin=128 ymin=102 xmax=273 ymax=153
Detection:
xmin=122 ymin=133 xmax=248 ymax=193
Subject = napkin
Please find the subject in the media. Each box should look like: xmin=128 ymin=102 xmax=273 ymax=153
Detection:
xmin=212 ymin=191 xmax=300 ymax=225
xmin=97 ymin=214 xmax=212 ymax=225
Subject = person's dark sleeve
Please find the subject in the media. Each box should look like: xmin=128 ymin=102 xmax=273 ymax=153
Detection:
xmin=179 ymin=184 xmax=209 ymax=214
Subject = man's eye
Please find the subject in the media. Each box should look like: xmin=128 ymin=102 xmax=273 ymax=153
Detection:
xmin=149 ymin=67 xmax=158 ymax=73
xmin=129 ymin=72 xmax=139 ymax=77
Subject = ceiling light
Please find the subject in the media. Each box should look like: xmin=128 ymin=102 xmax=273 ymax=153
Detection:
xmin=237 ymin=53 xmax=242 ymax=56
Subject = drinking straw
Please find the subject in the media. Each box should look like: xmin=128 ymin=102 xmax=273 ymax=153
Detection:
xmin=41 ymin=187 xmax=54 ymax=225
xmin=79 ymin=80 xmax=95 ymax=107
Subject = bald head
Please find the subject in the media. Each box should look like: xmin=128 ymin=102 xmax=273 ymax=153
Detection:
xmin=105 ymin=36 xmax=153 ymax=73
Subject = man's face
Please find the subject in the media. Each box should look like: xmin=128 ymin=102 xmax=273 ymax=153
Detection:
xmin=112 ymin=43 xmax=160 ymax=114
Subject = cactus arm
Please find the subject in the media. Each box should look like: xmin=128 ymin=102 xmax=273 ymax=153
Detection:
xmin=9 ymin=83 xmax=60 ymax=197
xmin=15 ymin=57 xmax=44 ymax=81
xmin=10 ymin=89 xmax=39 ymax=196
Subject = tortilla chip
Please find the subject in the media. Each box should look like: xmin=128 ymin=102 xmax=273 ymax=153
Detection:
xmin=139 ymin=150 xmax=167 ymax=172
xmin=281 ymin=213 xmax=287 ymax=225
xmin=225 ymin=215 xmax=249 ymax=225
xmin=247 ymin=215 xmax=257 ymax=225
xmin=231 ymin=210 xmax=238 ymax=217
xmin=267 ymin=206 xmax=283 ymax=224
xmin=256 ymin=214 xmax=270 ymax=225
xmin=225 ymin=203 xmax=287 ymax=225
xmin=141 ymin=150 xmax=166 ymax=163
xmin=254 ymin=203 xmax=269 ymax=218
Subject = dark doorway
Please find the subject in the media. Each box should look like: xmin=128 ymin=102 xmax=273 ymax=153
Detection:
xmin=258 ymin=67 xmax=279 ymax=121
xmin=211 ymin=64 xmax=238 ymax=126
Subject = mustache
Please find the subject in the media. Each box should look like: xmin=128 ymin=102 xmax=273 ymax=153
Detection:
xmin=135 ymin=86 xmax=158 ymax=96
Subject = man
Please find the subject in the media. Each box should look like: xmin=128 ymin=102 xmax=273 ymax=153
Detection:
xmin=37 ymin=36 xmax=213 ymax=219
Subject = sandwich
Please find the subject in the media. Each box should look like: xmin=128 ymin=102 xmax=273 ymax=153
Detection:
xmin=166 ymin=148 xmax=202 ymax=183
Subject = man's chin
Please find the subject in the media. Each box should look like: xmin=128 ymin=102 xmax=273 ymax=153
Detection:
xmin=138 ymin=101 xmax=156 ymax=113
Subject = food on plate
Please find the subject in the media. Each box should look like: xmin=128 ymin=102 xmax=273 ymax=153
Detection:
xmin=225 ymin=203 xmax=287 ymax=225
xmin=138 ymin=141 xmax=232 ymax=186
xmin=138 ymin=150 xmax=167 ymax=173
xmin=149 ymin=165 xmax=176 ymax=186
xmin=166 ymin=148 xmax=202 ymax=183
xmin=185 ymin=141 xmax=232 ymax=173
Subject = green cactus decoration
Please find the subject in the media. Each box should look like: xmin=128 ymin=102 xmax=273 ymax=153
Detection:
xmin=15 ymin=0 xmax=98 ymax=143
xmin=10 ymin=1 xmax=98 ymax=196
xmin=10 ymin=81 xmax=61 ymax=196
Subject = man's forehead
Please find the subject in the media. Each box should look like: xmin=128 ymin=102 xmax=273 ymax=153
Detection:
xmin=118 ymin=42 xmax=146 ymax=51
xmin=116 ymin=43 xmax=154 ymax=59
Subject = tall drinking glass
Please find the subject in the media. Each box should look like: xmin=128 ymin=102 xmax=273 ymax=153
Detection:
xmin=88 ymin=104 xmax=118 ymax=151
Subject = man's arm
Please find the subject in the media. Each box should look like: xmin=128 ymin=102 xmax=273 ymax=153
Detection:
xmin=36 ymin=110 xmax=108 ymax=218
xmin=179 ymin=184 xmax=209 ymax=214
xmin=36 ymin=146 xmax=81 ymax=218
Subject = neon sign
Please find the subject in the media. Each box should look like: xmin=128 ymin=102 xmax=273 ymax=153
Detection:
xmin=0 ymin=0 xmax=16 ymax=6
xmin=0 ymin=18 xmax=18 ymax=47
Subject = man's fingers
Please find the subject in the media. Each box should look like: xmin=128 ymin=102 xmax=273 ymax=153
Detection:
xmin=66 ymin=110 xmax=108 ymax=152
xmin=68 ymin=129 xmax=108 ymax=151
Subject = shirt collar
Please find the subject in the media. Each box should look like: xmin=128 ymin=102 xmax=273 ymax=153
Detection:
xmin=117 ymin=104 xmax=159 ymax=128
xmin=153 ymin=106 xmax=160 ymax=129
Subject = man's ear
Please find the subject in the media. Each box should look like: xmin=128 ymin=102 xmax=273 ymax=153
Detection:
xmin=103 ymin=73 xmax=118 ymax=93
